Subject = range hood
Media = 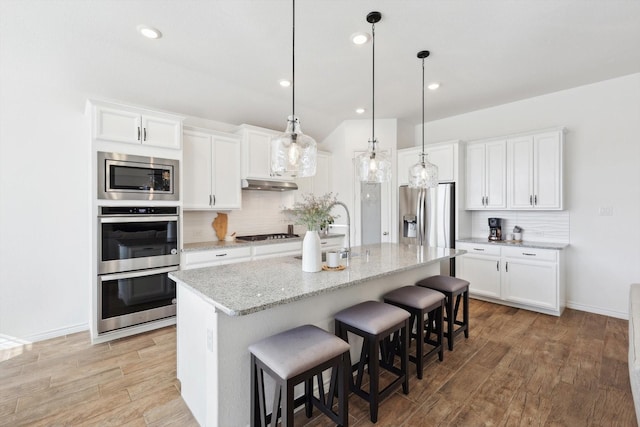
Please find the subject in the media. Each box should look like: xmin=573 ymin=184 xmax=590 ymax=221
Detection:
xmin=241 ymin=179 xmax=298 ymax=192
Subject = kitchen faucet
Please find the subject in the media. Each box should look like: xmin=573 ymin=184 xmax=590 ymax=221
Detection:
xmin=330 ymin=201 xmax=351 ymax=260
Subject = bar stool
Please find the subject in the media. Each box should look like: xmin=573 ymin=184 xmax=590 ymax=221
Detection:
xmin=334 ymin=300 xmax=410 ymax=423
xmin=383 ymin=286 xmax=445 ymax=379
xmin=416 ymin=275 xmax=470 ymax=351
xmin=249 ymin=324 xmax=350 ymax=427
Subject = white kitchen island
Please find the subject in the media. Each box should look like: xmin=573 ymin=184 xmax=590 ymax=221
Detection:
xmin=169 ymin=243 xmax=465 ymax=426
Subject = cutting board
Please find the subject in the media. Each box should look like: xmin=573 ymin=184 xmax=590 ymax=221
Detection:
xmin=212 ymin=213 xmax=228 ymax=240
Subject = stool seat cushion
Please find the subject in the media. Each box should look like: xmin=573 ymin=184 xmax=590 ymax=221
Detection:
xmin=417 ymin=275 xmax=470 ymax=293
xmin=248 ymin=324 xmax=350 ymax=379
xmin=384 ymin=286 xmax=445 ymax=309
xmin=334 ymin=300 xmax=410 ymax=335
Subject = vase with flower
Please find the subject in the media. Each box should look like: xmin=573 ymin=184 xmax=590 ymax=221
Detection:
xmin=284 ymin=193 xmax=337 ymax=272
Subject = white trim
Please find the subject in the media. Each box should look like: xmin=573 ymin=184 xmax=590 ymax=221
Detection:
xmin=0 ymin=323 xmax=89 ymax=349
xmin=566 ymin=301 xmax=628 ymax=320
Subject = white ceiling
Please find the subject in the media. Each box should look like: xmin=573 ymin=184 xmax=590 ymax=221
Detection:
xmin=4 ymin=0 xmax=640 ymax=141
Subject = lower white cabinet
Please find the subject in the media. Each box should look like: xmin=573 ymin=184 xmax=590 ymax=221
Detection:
xmin=456 ymin=242 xmax=564 ymax=315
xmin=182 ymin=246 xmax=251 ymax=270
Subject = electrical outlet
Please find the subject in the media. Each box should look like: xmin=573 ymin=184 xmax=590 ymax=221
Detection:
xmin=598 ymin=206 xmax=613 ymax=216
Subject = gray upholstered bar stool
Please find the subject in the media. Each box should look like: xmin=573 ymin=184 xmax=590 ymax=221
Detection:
xmin=249 ymin=324 xmax=350 ymax=427
xmin=383 ymin=286 xmax=445 ymax=379
xmin=416 ymin=275 xmax=470 ymax=351
xmin=334 ymin=300 xmax=410 ymax=423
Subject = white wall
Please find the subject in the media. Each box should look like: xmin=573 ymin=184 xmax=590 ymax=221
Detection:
xmin=422 ymin=73 xmax=640 ymax=318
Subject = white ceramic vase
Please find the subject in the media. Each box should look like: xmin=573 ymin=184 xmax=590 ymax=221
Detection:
xmin=302 ymin=230 xmax=322 ymax=272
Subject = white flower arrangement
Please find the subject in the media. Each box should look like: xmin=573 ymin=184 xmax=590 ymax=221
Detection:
xmin=284 ymin=193 xmax=338 ymax=231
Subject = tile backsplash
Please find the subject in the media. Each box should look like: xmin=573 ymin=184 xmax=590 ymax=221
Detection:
xmin=470 ymin=210 xmax=570 ymax=243
xmin=182 ymin=191 xmax=296 ymax=244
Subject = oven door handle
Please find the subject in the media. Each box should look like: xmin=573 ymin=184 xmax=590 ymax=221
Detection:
xmin=99 ymin=265 xmax=178 ymax=281
xmin=99 ymin=215 xmax=179 ymax=224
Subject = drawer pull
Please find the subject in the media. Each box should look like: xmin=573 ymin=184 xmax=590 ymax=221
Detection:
xmin=473 ymin=248 xmax=485 ymax=251
xmin=505 ymin=262 xmax=509 ymax=272
xmin=522 ymin=252 xmax=536 ymax=256
xmin=496 ymin=261 xmax=499 ymax=271
xmin=216 ymin=253 xmax=228 ymax=257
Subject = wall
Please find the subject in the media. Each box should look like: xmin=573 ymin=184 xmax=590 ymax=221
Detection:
xmin=421 ymin=73 xmax=640 ymax=318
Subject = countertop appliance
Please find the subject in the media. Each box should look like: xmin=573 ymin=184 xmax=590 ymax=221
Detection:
xmin=236 ymin=233 xmax=299 ymax=242
xmin=488 ymin=217 xmax=502 ymax=241
xmin=399 ymin=183 xmax=455 ymax=273
xmin=97 ymin=206 xmax=179 ymax=334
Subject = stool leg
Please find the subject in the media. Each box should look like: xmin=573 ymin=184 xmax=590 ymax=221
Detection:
xmin=401 ymin=319 xmax=409 ymax=394
xmin=338 ymin=353 xmax=349 ymax=427
xmin=463 ymin=288 xmax=470 ymax=338
xmin=437 ymin=303 xmax=444 ymax=361
xmin=282 ymin=379 xmax=294 ymax=427
xmin=415 ymin=312 xmax=424 ymax=379
xmin=445 ymin=292 xmax=455 ymax=351
xmin=369 ymin=335 xmax=379 ymax=423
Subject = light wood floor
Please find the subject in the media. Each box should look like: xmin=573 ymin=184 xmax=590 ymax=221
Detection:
xmin=0 ymin=299 xmax=636 ymax=426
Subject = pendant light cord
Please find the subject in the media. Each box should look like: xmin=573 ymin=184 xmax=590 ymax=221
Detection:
xmin=371 ymin=21 xmax=375 ymax=142
xmin=292 ymin=0 xmax=295 ymax=118
xmin=421 ymin=56 xmax=425 ymax=156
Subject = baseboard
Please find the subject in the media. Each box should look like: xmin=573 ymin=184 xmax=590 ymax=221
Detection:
xmin=0 ymin=323 xmax=89 ymax=350
xmin=566 ymin=301 xmax=629 ymax=320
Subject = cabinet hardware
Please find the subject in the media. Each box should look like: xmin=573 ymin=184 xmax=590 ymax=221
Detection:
xmin=137 ymin=126 xmax=141 ymax=141
xmin=143 ymin=128 xmax=147 ymax=141
xmin=213 ymin=195 xmax=216 ymax=206
xmin=209 ymin=195 xmax=213 ymax=206
xmin=215 ymin=253 xmax=227 ymax=257
xmin=473 ymin=248 xmax=485 ymax=251
xmin=496 ymin=261 xmax=499 ymax=271
xmin=505 ymin=262 xmax=509 ymax=272
xmin=534 ymin=195 xmax=538 ymax=205
xmin=383 ymin=231 xmax=389 ymax=236
xmin=522 ymin=252 xmax=536 ymax=256
xmin=530 ymin=195 xmax=533 ymax=205
xmin=485 ymin=196 xmax=488 ymax=206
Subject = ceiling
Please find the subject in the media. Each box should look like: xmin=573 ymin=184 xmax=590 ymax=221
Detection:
xmin=5 ymin=0 xmax=640 ymax=141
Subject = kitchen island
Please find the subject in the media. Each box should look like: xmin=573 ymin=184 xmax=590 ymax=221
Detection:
xmin=169 ymin=243 xmax=465 ymax=426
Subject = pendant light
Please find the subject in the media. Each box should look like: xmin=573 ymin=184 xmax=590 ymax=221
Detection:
xmin=408 ymin=50 xmax=439 ymax=188
xmin=271 ymin=0 xmax=317 ymax=178
xmin=356 ymin=11 xmax=391 ymax=183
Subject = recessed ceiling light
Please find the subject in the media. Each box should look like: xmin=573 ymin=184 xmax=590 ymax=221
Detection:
xmin=351 ymin=32 xmax=371 ymax=45
xmin=137 ymin=25 xmax=162 ymax=39
xmin=355 ymin=108 xmax=366 ymax=114
xmin=428 ymin=82 xmax=440 ymax=90
xmin=279 ymin=79 xmax=291 ymax=87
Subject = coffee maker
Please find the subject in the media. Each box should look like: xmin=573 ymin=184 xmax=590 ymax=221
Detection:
xmin=488 ymin=217 xmax=502 ymax=241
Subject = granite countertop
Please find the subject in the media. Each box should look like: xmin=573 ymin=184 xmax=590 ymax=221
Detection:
xmin=456 ymin=237 xmax=568 ymax=250
xmin=170 ymin=243 xmax=464 ymax=316
xmin=182 ymin=233 xmax=344 ymax=252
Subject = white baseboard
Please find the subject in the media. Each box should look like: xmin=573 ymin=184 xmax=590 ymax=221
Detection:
xmin=0 ymin=323 xmax=89 ymax=350
xmin=566 ymin=301 xmax=628 ymax=320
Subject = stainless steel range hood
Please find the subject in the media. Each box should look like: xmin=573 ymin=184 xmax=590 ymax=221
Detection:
xmin=241 ymin=179 xmax=298 ymax=192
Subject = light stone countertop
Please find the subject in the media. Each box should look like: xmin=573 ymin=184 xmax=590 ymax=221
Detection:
xmin=182 ymin=233 xmax=344 ymax=252
xmin=456 ymin=237 xmax=568 ymax=250
xmin=170 ymin=243 xmax=464 ymax=316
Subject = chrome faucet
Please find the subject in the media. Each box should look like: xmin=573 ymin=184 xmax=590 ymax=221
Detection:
xmin=330 ymin=201 xmax=351 ymax=259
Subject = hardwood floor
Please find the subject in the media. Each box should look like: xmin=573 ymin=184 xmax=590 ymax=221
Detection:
xmin=0 ymin=299 xmax=636 ymax=426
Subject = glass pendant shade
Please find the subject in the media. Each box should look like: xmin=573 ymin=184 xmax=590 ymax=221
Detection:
xmin=409 ymin=153 xmax=439 ymax=188
xmin=271 ymin=115 xmax=317 ymax=178
xmin=357 ymin=139 xmax=391 ymax=183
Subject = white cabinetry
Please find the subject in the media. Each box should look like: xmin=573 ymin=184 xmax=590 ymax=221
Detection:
xmin=236 ymin=125 xmax=292 ymax=181
xmin=183 ymin=128 xmax=241 ymax=210
xmin=456 ymin=242 xmax=564 ymax=315
xmin=508 ymin=130 xmax=563 ymax=210
xmin=182 ymin=246 xmax=252 ymax=270
xmin=295 ymin=151 xmax=331 ymax=200
xmin=397 ymin=142 xmax=458 ymax=185
xmin=465 ymin=139 xmax=507 ymax=209
xmin=89 ymin=100 xmax=183 ymax=149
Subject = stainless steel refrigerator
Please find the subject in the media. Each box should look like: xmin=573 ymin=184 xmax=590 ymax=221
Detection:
xmin=399 ymin=183 xmax=455 ymax=272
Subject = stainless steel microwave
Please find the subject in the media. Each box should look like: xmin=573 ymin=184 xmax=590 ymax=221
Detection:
xmin=97 ymin=152 xmax=179 ymax=201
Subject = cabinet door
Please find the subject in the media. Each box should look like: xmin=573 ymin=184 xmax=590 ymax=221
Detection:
xmin=465 ymin=143 xmax=486 ymax=209
xmin=242 ymin=130 xmax=273 ymax=179
xmin=183 ymin=131 xmax=213 ymax=209
xmin=94 ymin=106 xmax=141 ymax=144
xmin=457 ymin=255 xmax=502 ymax=299
xmin=508 ymin=135 xmax=534 ymax=209
xmin=141 ymin=114 xmax=182 ymax=149
xmin=484 ymin=140 xmax=507 ymax=209
xmin=534 ymin=131 xmax=562 ymax=209
xmin=425 ymin=144 xmax=455 ymax=182
xmin=212 ymin=136 xmax=241 ymax=209
xmin=397 ymin=147 xmax=422 ymax=186
xmin=314 ymin=152 xmax=331 ymax=197
xmin=503 ymin=259 xmax=557 ymax=310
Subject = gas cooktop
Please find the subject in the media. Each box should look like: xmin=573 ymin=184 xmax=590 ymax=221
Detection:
xmin=235 ymin=233 xmax=300 ymax=242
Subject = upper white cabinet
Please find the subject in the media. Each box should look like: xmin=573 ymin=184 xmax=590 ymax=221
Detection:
xmin=465 ymin=139 xmax=507 ymax=209
xmin=89 ymin=100 xmax=183 ymax=149
xmin=397 ymin=141 xmax=458 ymax=185
xmin=295 ymin=151 xmax=331 ymax=201
xmin=183 ymin=128 xmax=242 ymax=210
xmin=236 ymin=125 xmax=292 ymax=181
xmin=508 ymin=130 xmax=563 ymax=210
